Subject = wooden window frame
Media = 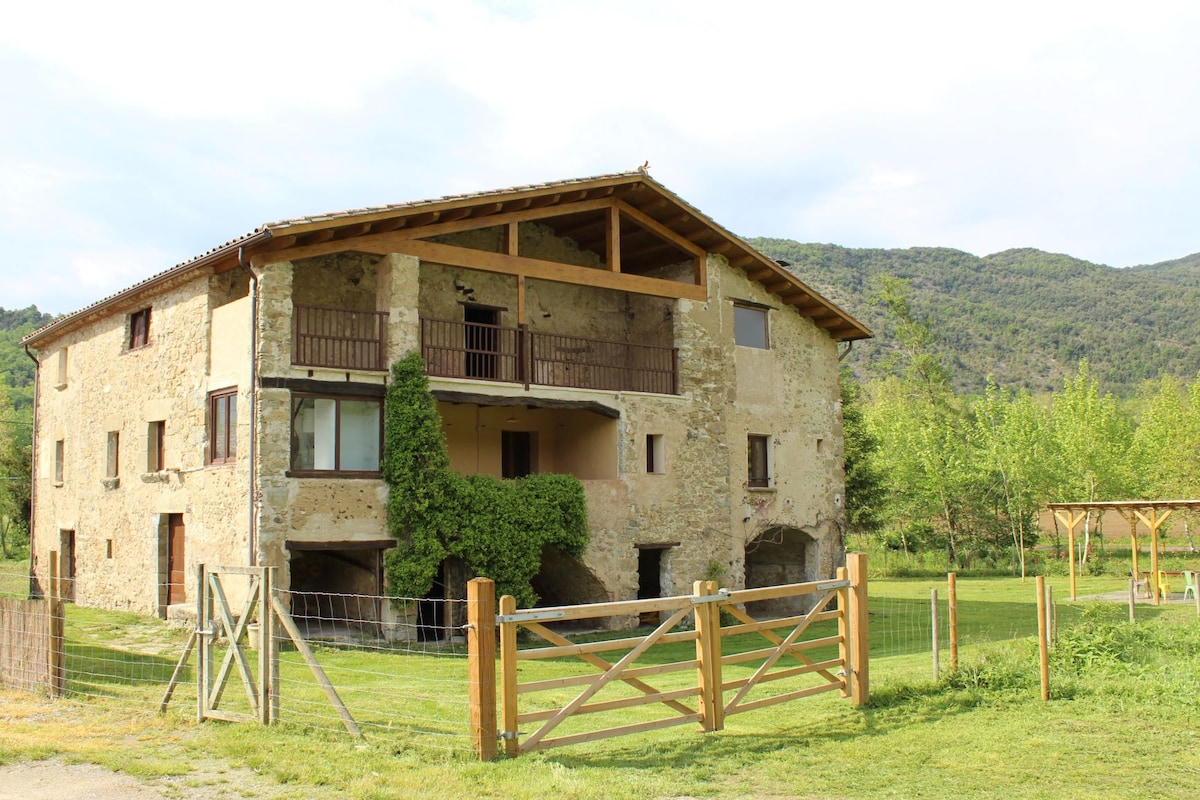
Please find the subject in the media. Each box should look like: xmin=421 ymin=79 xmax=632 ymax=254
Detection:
xmin=733 ymin=302 xmax=770 ymax=349
xmin=129 ymin=307 xmax=151 ymax=350
xmin=208 ymin=388 xmax=237 ymax=465
xmin=646 ymin=433 xmax=665 ymax=474
xmin=748 ymin=434 xmax=772 ymax=488
xmin=106 ymin=431 xmax=120 ymax=478
xmin=148 ymin=420 xmax=166 ymax=472
xmin=289 ymin=394 xmax=383 ymax=477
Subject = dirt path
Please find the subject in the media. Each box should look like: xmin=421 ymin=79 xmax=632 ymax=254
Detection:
xmin=0 ymin=758 xmax=315 ymax=800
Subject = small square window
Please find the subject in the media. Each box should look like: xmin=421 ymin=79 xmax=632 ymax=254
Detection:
xmin=748 ymin=434 xmax=771 ymax=488
xmin=129 ymin=307 xmax=151 ymax=350
xmin=734 ymin=303 xmax=769 ymax=349
xmin=106 ymin=431 xmax=120 ymax=478
xmin=148 ymin=421 xmax=165 ymax=472
xmin=54 ymin=439 xmax=64 ymax=484
xmin=646 ymin=434 xmax=665 ymax=474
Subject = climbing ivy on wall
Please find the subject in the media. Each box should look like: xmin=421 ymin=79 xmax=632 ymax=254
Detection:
xmin=382 ymin=352 xmax=589 ymax=607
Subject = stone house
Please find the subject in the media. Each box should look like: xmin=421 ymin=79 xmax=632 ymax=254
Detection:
xmin=22 ymin=171 xmax=870 ymax=627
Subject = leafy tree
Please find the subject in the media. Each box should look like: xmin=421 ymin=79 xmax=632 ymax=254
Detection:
xmin=0 ymin=379 xmax=31 ymax=558
xmin=866 ymin=277 xmax=980 ymax=568
xmin=972 ymin=381 xmax=1054 ymax=577
xmin=840 ymin=368 xmax=884 ymax=539
xmin=1048 ymin=360 xmax=1135 ymax=563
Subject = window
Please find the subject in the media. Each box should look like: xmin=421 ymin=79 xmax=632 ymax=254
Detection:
xmin=208 ymin=388 xmax=237 ymax=465
xmin=748 ymin=434 xmax=771 ymax=488
xmin=54 ymin=439 xmax=64 ymax=484
xmin=502 ymin=431 xmax=536 ymax=479
xmin=106 ymin=431 xmax=119 ymax=478
xmin=55 ymin=348 xmax=68 ymax=388
xmin=734 ymin=303 xmax=769 ymax=349
xmin=148 ymin=421 xmax=165 ymax=472
xmin=291 ymin=396 xmax=381 ymax=474
xmin=129 ymin=307 xmax=151 ymax=350
xmin=646 ymin=434 xmax=665 ymax=474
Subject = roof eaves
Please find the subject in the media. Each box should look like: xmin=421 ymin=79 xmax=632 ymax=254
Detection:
xmin=22 ymin=229 xmax=272 ymax=347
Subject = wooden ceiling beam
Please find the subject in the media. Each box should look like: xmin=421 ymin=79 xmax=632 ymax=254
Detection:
xmin=369 ymin=218 xmax=408 ymax=234
xmin=331 ymin=223 xmax=372 ymax=241
xmin=615 ymin=200 xmax=706 ymax=259
xmin=384 ymin=239 xmax=707 ymax=301
xmin=259 ymin=234 xmax=298 ymax=252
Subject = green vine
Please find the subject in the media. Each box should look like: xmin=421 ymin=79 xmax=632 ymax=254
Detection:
xmin=382 ymin=352 xmax=589 ymax=606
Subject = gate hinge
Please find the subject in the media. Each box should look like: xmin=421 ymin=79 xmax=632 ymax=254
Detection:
xmin=498 ymin=730 xmax=522 ymax=740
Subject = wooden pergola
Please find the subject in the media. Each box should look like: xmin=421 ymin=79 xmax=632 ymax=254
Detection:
xmin=1046 ymin=500 xmax=1200 ymax=604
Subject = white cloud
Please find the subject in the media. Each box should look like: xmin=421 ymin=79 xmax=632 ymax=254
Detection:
xmin=2 ymin=0 xmax=1200 ymax=314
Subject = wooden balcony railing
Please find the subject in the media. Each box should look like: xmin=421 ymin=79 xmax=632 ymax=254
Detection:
xmin=294 ymin=305 xmax=388 ymax=372
xmin=421 ymin=317 xmax=678 ymax=395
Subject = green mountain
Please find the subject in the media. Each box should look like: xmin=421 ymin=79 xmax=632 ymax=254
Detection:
xmin=0 ymin=307 xmax=56 ymax=408
xmin=751 ymin=240 xmax=1200 ymax=396
xmin=6 ymin=244 xmax=1200 ymax=400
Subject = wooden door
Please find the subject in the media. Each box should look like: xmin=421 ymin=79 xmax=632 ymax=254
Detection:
xmin=167 ymin=514 xmax=186 ymax=605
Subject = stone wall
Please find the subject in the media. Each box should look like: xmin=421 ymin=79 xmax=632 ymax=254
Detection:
xmin=32 ymin=220 xmax=848 ymax=620
xmin=30 ymin=271 xmax=254 ymax=615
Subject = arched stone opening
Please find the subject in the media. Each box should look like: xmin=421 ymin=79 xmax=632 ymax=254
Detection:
xmin=532 ymin=544 xmax=608 ymax=623
xmin=744 ymin=526 xmax=818 ymax=616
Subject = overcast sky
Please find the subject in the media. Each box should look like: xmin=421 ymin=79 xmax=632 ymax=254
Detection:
xmin=2 ymin=0 xmax=1198 ymax=316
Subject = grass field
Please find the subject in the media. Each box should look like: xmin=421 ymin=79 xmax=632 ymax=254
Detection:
xmin=1 ymin=562 xmax=1199 ymax=798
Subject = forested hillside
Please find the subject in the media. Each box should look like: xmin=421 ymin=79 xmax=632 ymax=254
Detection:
xmin=752 ymin=240 xmax=1200 ymax=396
xmin=0 ymin=306 xmax=54 ymax=409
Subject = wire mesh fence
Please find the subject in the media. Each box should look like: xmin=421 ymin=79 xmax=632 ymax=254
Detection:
xmin=7 ymin=557 xmax=1184 ymax=757
xmin=269 ymin=588 xmax=473 ymax=752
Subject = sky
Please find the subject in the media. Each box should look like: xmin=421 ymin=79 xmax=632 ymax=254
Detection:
xmin=2 ymin=0 xmax=1198 ymax=316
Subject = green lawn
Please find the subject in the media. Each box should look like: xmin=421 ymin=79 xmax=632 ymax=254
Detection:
xmin=2 ymin=571 xmax=1199 ymax=798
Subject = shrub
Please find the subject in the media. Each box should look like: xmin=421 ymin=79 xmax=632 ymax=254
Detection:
xmin=382 ymin=353 xmax=589 ymax=607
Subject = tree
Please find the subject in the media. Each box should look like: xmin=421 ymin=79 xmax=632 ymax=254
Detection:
xmin=382 ymin=352 xmax=588 ymax=607
xmin=866 ymin=277 xmax=981 ymax=568
xmin=1048 ymin=360 xmax=1135 ymax=564
xmin=972 ymin=381 xmax=1054 ymax=577
xmin=0 ymin=379 xmax=32 ymax=558
xmin=840 ymin=369 xmax=885 ymax=540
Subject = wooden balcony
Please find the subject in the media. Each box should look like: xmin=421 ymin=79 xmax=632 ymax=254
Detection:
xmin=421 ymin=317 xmax=678 ymax=395
xmin=293 ymin=305 xmax=388 ymax=372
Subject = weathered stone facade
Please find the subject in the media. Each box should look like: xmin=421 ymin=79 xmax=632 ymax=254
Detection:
xmin=25 ymin=173 xmax=865 ymax=623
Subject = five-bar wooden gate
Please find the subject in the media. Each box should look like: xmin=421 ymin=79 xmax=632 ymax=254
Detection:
xmin=466 ymin=553 xmax=869 ymax=760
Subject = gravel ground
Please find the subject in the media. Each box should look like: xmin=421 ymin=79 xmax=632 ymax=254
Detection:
xmin=0 ymin=758 xmax=314 ymax=800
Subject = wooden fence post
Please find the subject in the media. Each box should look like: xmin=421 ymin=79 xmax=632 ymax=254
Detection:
xmin=467 ymin=578 xmax=497 ymax=762
xmin=846 ymin=553 xmax=869 ymax=706
xmin=693 ymin=580 xmax=723 ymax=732
xmin=947 ymin=573 xmax=958 ymax=672
xmin=1128 ymin=578 xmax=1136 ymax=623
xmin=1036 ymin=575 xmax=1050 ymax=701
xmin=47 ymin=551 xmax=64 ymax=696
xmin=499 ymin=594 xmax=519 ymax=758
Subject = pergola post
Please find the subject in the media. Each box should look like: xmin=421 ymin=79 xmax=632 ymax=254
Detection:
xmin=1134 ymin=508 xmax=1173 ymax=606
xmin=1047 ymin=501 xmax=1200 ymax=607
xmin=1052 ymin=510 xmax=1085 ymax=601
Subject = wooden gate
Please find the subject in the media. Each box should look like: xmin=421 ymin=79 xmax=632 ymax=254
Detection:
xmin=197 ymin=565 xmax=274 ymax=725
xmin=480 ymin=553 xmax=868 ymax=759
xmin=161 ymin=564 xmax=361 ymax=737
